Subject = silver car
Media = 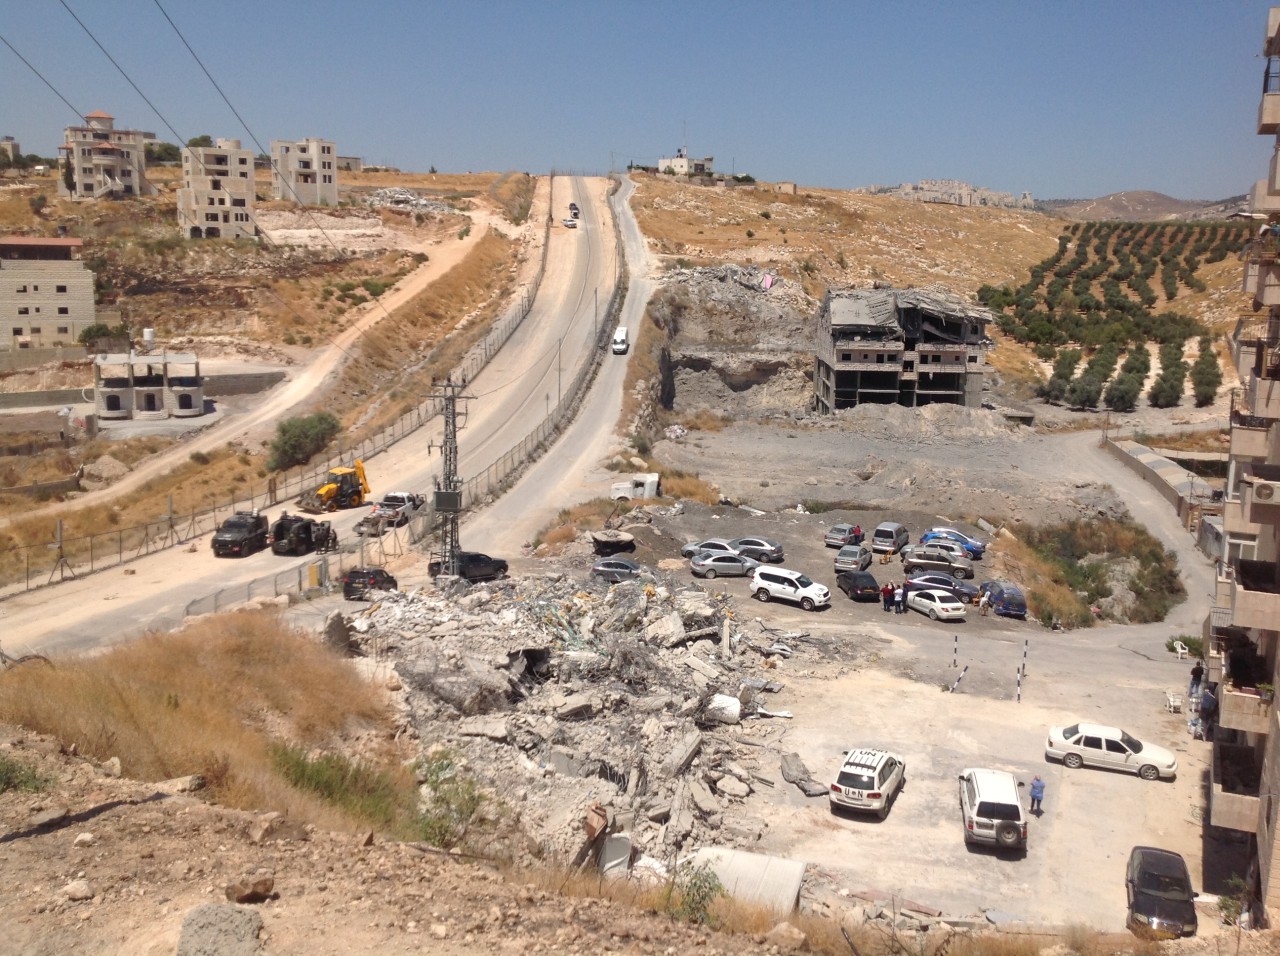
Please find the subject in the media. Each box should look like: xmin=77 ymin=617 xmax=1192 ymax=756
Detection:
xmin=728 ymin=536 xmax=784 ymax=563
xmin=691 ymin=551 xmax=760 ymax=579
xmin=834 ymin=544 xmax=873 ymax=572
xmin=679 ymin=538 xmax=740 ymax=559
xmin=590 ymin=557 xmax=644 ymax=584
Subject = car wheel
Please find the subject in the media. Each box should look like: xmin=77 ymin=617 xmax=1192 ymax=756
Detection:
xmin=995 ymin=822 xmax=1021 ymax=848
xmin=957 ymin=569 xmax=972 ymax=579
xmin=801 ymin=597 xmax=815 ymax=611
xmin=1064 ymin=753 xmax=1084 ymax=770
xmin=704 ymin=569 xmax=717 ymax=579
xmin=1138 ymin=764 xmax=1160 ymax=781
xmin=590 ymin=572 xmax=603 ymax=583
xmin=876 ymin=805 xmax=888 ymax=821
xmin=755 ymin=589 xmax=771 ymax=603
xmin=928 ymin=608 xmax=938 ymax=620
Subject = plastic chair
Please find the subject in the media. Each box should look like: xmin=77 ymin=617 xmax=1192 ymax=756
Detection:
xmin=1173 ymin=640 xmax=1190 ymax=660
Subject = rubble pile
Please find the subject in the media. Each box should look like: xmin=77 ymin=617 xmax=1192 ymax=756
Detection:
xmin=349 ymin=571 xmax=820 ymax=866
xmin=364 ymin=187 xmax=453 ymax=214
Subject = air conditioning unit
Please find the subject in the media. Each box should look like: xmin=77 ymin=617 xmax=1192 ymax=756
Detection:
xmin=1254 ymin=480 xmax=1280 ymax=502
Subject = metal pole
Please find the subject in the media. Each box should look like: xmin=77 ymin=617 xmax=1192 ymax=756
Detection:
xmin=557 ymin=336 xmax=562 ymax=407
xmin=953 ymin=634 xmax=958 ymax=669
xmin=1016 ymin=665 xmax=1023 ymax=703
xmin=1022 ymin=638 xmax=1029 ymax=679
xmin=948 ymin=665 xmax=969 ymax=694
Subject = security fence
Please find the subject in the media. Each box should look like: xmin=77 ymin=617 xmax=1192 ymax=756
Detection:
xmin=0 ymin=197 xmax=554 ymax=597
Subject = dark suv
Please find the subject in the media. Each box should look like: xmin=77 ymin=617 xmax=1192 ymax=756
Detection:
xmin=211 ymin=511 xmax=269 ymax=557
xmin=428 ymin=551 xmax=508 ymax=582
xmin=979 ymin=581 xmax=1028 ymax=619
xmin=1126 ymin=846 xmax=1197 ymax=938
xmin=342 ymin=567 xmax=398 ymax=600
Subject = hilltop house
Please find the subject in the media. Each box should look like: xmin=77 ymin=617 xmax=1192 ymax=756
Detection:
xmin=176 ymin=138 xmax=257 ymax=239
xmin=57 ymin=111 xmax=156 ymax=200
xmin=270 ymin=137 xmax=338 ymax=206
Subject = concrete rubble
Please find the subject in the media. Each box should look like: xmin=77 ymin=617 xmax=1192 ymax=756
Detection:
xmin=364 ymin=187 xmax=454 ymax=214
xmin=346 ymin=570 xmax=808 ymax=867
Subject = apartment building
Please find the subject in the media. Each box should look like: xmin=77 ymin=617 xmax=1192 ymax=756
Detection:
xmin=812 ymin=286 xmax=990 ymax=412
xmin=176 ymin=138 xmax=257 ymax=240
xmin=270 ymin=137 xmax=337 ymax=205
xmin=57 ymin=111 xmax=156 ymax=200
xmin=1205 ymin=6 xmax=1280 ymax=927
xmin=0 ymin=236 xmax=97 ymax=350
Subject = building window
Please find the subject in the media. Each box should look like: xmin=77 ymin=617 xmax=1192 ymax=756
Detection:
xmin=56 ymin=285 xmax=66 ymax=293
xmin=968 ymin=354 xmax=979 ymax=363
xmin=58 ymin=307 xmax=69 ymax=315
xmin=16 ymin=285 xmax=26 ymax=293
xmin=122 ymin=169 xmax=131 ymax=177
xmin=57 ymin=326 xmax=69 ymax=334
xmin=32 ymin=286 xmax=38 ymax=293
xmin=205 ymin=213 xmax=219 ymax=222
xmin=840 ymin=352 xmax=851 ymax=363
xmin=29 ymin=327 xmax=40 ymax=335
xmin=10 ymin=328 xmax=21 ymax=336
xmin=231 ymin=198 xmax=245 ymax=207
xmin=238 ymin=157 xmax=247 ymax=165
xmin=17 ymin=308 xmax=28 ymax=316
xmin=82 ymin=167 xmax=93 ymax=175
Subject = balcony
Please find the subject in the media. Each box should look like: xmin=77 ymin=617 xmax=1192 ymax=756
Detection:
xmin=1223 ymin=495 xmax=1263 ymax=537
xmin=1244 ymin=259 xmax=1280 ymax=307
xmin=1261 ymin=92 xmax=1280 ymax=136
xmin=1210 ymin=741 xmax=1261 ymax=832
xmin=1245 ymin=376 xmax=1280 ymax=420
xmin=1229 ymin=559 xmax=1280 ymax=632
xmin=1250 ymin=180 xmax=1280 ymax=215
xmin=1230 ymin=413 xmax=1274 ymax=459
xmin=1219 ymin=685 xmax=1274 ymax=735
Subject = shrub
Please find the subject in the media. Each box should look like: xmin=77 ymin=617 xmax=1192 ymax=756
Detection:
xmin=414 ymin=751 xmax=485 ymax=849
xmin=0 ymin=755 xmax=48 ymax=794
xmin=1190 ymin=338 xmax=1222 ymax=407
xmin=272 ymin=744 xmax=406 ymax=829
xmin=266 ymin=412 xmax=340 ymax=471
xmin=665 ymin=862 xmax=725 ymax=926
xmin=189 ymin=450 xmax=211 ymax=466
xmin=1104 ymin=373 xmax=1142 ymax=412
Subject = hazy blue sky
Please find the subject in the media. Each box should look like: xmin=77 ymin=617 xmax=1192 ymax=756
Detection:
xmin=0 ymin=1 xmax=1271 ymax=200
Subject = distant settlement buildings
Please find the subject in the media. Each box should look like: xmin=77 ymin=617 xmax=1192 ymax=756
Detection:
xmin=812 ymin=286 xmax=992 ymax=412
xmin=862 ymin=179 xmax=1034 ymax=210
xmin=177 ymin=138 xmax=258 ymax=240
xmin=57 ymin=111 xmax=156 ymax=200
xmin=270 ymin=137 xmax=338 ymax=205
xmin=0 ymin=136 xmax=20 ymax=163
xmin=657 ymin=147 xmax=714 ymax=177
xmin=0 ymin=236 xmax=98 ymax=350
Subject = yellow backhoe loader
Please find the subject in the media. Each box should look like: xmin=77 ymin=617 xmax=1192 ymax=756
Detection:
xmin=296 ymin=459 xmax=370 ymax=513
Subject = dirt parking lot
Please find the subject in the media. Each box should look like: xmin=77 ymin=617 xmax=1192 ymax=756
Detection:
xmin=629 ymin=505 xmax=1223 ymax=930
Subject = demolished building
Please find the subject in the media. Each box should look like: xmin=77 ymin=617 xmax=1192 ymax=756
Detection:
xmin=812 ymin=286 xmax=993 ymax=412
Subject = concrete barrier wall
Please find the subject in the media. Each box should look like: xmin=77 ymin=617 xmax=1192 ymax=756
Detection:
xmin=0 ymin=387 xmax=87 ymax=410
xmin=0 ymin=347 xmax=83 ymax=372
xmin=1102 ymin=437 xmax=1185 ymax=511
xmin=203 ymin=371 xmax=287 ymax=397
xmin=0 ymin=469 xmax=81 ymax=498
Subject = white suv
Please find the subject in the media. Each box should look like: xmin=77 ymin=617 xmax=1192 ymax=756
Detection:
xmin=829 ymin=748 xmax=906 ymax=819
xmin=750 ymin=567 xmax=830 ymax=611
xmin=958 ymin=767 xmax=1027 ymax=851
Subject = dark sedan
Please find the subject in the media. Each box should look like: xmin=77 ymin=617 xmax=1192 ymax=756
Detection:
xmin=836 ymin=570 xmax=880 ymax=602
xmin=905 ymin=570 xmax=980 ymax=604
xmin=1126 ymin=846 xmax=1197 ymax=938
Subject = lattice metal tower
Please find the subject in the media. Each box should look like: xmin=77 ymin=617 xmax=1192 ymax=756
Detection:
xmin=433 ymin=380 xmax=468 ymax=576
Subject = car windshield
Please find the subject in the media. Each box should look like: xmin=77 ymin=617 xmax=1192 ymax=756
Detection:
xmin=836 ymin=770 xmax=875 ymax=790
xmin=797 ymin=575 xmax=815 ymax=588
xmin=1139 ymin=869 xmax=1191 ymax=900
xmin=223 ymin=516 xmax=253 ymax=529
xmin=1121 ymin=731 xmax=1143 ymax=753
xmin=1061 ymin=724 xmax=1080 ymax=740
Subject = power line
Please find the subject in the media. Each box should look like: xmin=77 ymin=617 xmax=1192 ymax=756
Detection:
xmin=0 ymin=32 xmax=83 ymax=120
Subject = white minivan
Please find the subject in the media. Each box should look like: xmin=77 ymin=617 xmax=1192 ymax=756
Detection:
xmin=871 ymin=521 xmax=910 ymax=554
xmin=611 ymin=326 xmax=629 ymax=354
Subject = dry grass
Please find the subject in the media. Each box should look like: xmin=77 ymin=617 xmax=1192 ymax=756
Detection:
xmin=534 ymin=498 xmax=627 ymax=550
xmin=985 ymin=331 xmax=1046 ymax=400
xmin=628 ymin=173 xmax=1062 ymax=294
xmin=488 ymin=172 xmax=536 ymax=224
xmin=987 ymin=532 xmax=1091 ymax=627
xmin=672 ymin=409 xmax=732 ymax=432
xmin=1132 ymin=428 xmax=1229 ymax=453
xmin=620 ymin=301 xmax=669 ymax=430
xmin=0 ymin=610 xmax=409 ymax=832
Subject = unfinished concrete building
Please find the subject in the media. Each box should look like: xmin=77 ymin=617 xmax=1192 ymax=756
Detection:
xmin=57 ymin=111 xmax=156 ymax=200
xmin=93 ymin=351 xmax=203 ymax=420
xmin=270 ymin=137 xmax=337 ymax=206
xmin=1 ymin=236 xmax=97 ymax=350
xmin=177 ymin=138 xmax=257 ymax=240
xmin=812 ymin=287 xmax=991 ymax=412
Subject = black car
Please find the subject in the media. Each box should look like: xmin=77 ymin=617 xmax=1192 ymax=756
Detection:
xmin=211 ymin=511 xmax=269 ymax=557
xmin=979 ymin=580 xmax=1029 ymax=619
xmin=428 ymin=551 xmax=508 ymax=582
xmin=342 ymin=567 xmax=398 ymax=600
xmin=905 ymin=570 xmax=980 ymax=604
xmin=836 ymin=570 xmax=880 ymax=602
xmin=1126 ymin=846 xmax=1197 ymax=938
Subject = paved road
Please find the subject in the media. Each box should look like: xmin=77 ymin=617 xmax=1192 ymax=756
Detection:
xmin=1 ymin=176 xmax=620 ymax=655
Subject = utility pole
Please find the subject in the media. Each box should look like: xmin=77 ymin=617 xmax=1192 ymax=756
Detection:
xmin=432 ymin=379 xmax=471 ymax=576
xmin=594 ymin=287 xmax=599 ymax=343
xmin=557 ymin=335 xmax=563 ymax=408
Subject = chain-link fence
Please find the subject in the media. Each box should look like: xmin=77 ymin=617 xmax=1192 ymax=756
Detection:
xmin=0 ymin=200 xmax=554 ymax=597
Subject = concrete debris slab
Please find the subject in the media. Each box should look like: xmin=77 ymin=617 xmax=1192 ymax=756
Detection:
xmin=664 ymin=732 xmax=703 ymax=777
xmin=689 ymin=779 xmax=720 ymax=815
xmin=457 ymin=716 xmax=510 ymax=741
xmin=702 ymin=694 xmax=741 ymax=725
xmin=690 ymin=846 xmax=806 ymax=915
xmin=715 ymin=776 xmax=751 ymax=798
xmin=177 ymin=904 xmax=264 ymax=956
xmin=600 ymin=832 xmax=632 ymax=878
xmin=764 ymin=921 xmax=807 ymax=952
xmin=779 ymin=753 xmax=826 ymax=796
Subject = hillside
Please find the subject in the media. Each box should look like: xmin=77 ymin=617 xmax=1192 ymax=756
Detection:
xmin=1039 ymin=190 xmax=1243 ymax=222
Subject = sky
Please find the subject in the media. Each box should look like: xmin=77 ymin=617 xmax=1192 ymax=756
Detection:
xmin=0 ymin=0 xmax=1272 ymax=200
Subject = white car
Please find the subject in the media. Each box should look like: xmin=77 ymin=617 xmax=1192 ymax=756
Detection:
xmin=750 ymin=567 xmax=830 ymax=611
xmin=562 ymin=218 xmax=578 ymax=228
xmin=1045 ymin=722 xmax=1177 ymax=781
xmin=829 ymin=748 xmax=906 ymax=820
xmin=906 ymin=588 xmax=967 ymax=621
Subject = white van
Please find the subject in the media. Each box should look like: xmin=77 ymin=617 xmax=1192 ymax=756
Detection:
xmin=871 ymin=521 xmax=910 ymax=554
xmin=611 ymin=326 xmax=629 ymax=354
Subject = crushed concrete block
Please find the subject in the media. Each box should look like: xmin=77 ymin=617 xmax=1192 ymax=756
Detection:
xmin=645 ymin=610 xmax=686 ymax=647
xmin=715 ymin=776 xmax=751 ymax=798
xmin=600 ymin=833 xmax=632 ymax=878
xmin=554 ymin=693 xmax=596 ymax=719
xmin=765 ymin=922 xmax=807 ymax=952
xmin=702 ymin=693 xmax=741 ymax=725
xmin=689 ymin=779 xmax=720 ymax=815
xmin=458 ymin=716 xmax=510 ymax=741
xmin=685 ymin=655 xmax=720 ymax=680
xmin=646 ymin=803 xmax=672 ymax=823
xmin=663 ymin=731 xmax=703 ymax=777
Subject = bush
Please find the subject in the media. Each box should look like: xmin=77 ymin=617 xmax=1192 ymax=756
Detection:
xmin=0 ymin=755 xmax=48 ymax=794
xmin=266 ymin=412 xmax=340 ymax=471
xmin=1190 ymin=338 xmax=1222 ymax=407
xmin=414 ymin=751 xmax=485 ymax=849
xmin=1167 ymin=635 xmax=1204 ymax=659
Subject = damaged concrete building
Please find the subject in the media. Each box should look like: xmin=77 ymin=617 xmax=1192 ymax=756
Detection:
xmin=812 ymin=286 xmax=992 ymax=412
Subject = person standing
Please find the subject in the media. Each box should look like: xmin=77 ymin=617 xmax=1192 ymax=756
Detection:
xmin=894 ymin=583 xmax=905 ymax=614
xmin=1189 ymin=659 xmax=1205 ymax=698
xmin=1029 ymin=776 xmax=1045 ymax=814
xmin=881 ymin=582 xmax=893 ymax=612
xmin=852 ymin=524 xmax=863 ymax=546
xmin=978 ymin=591 xmax=990 ymax=616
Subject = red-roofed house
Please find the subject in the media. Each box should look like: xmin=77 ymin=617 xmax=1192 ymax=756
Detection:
xmin=58 ymin=111 xmax=156 ymax=200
